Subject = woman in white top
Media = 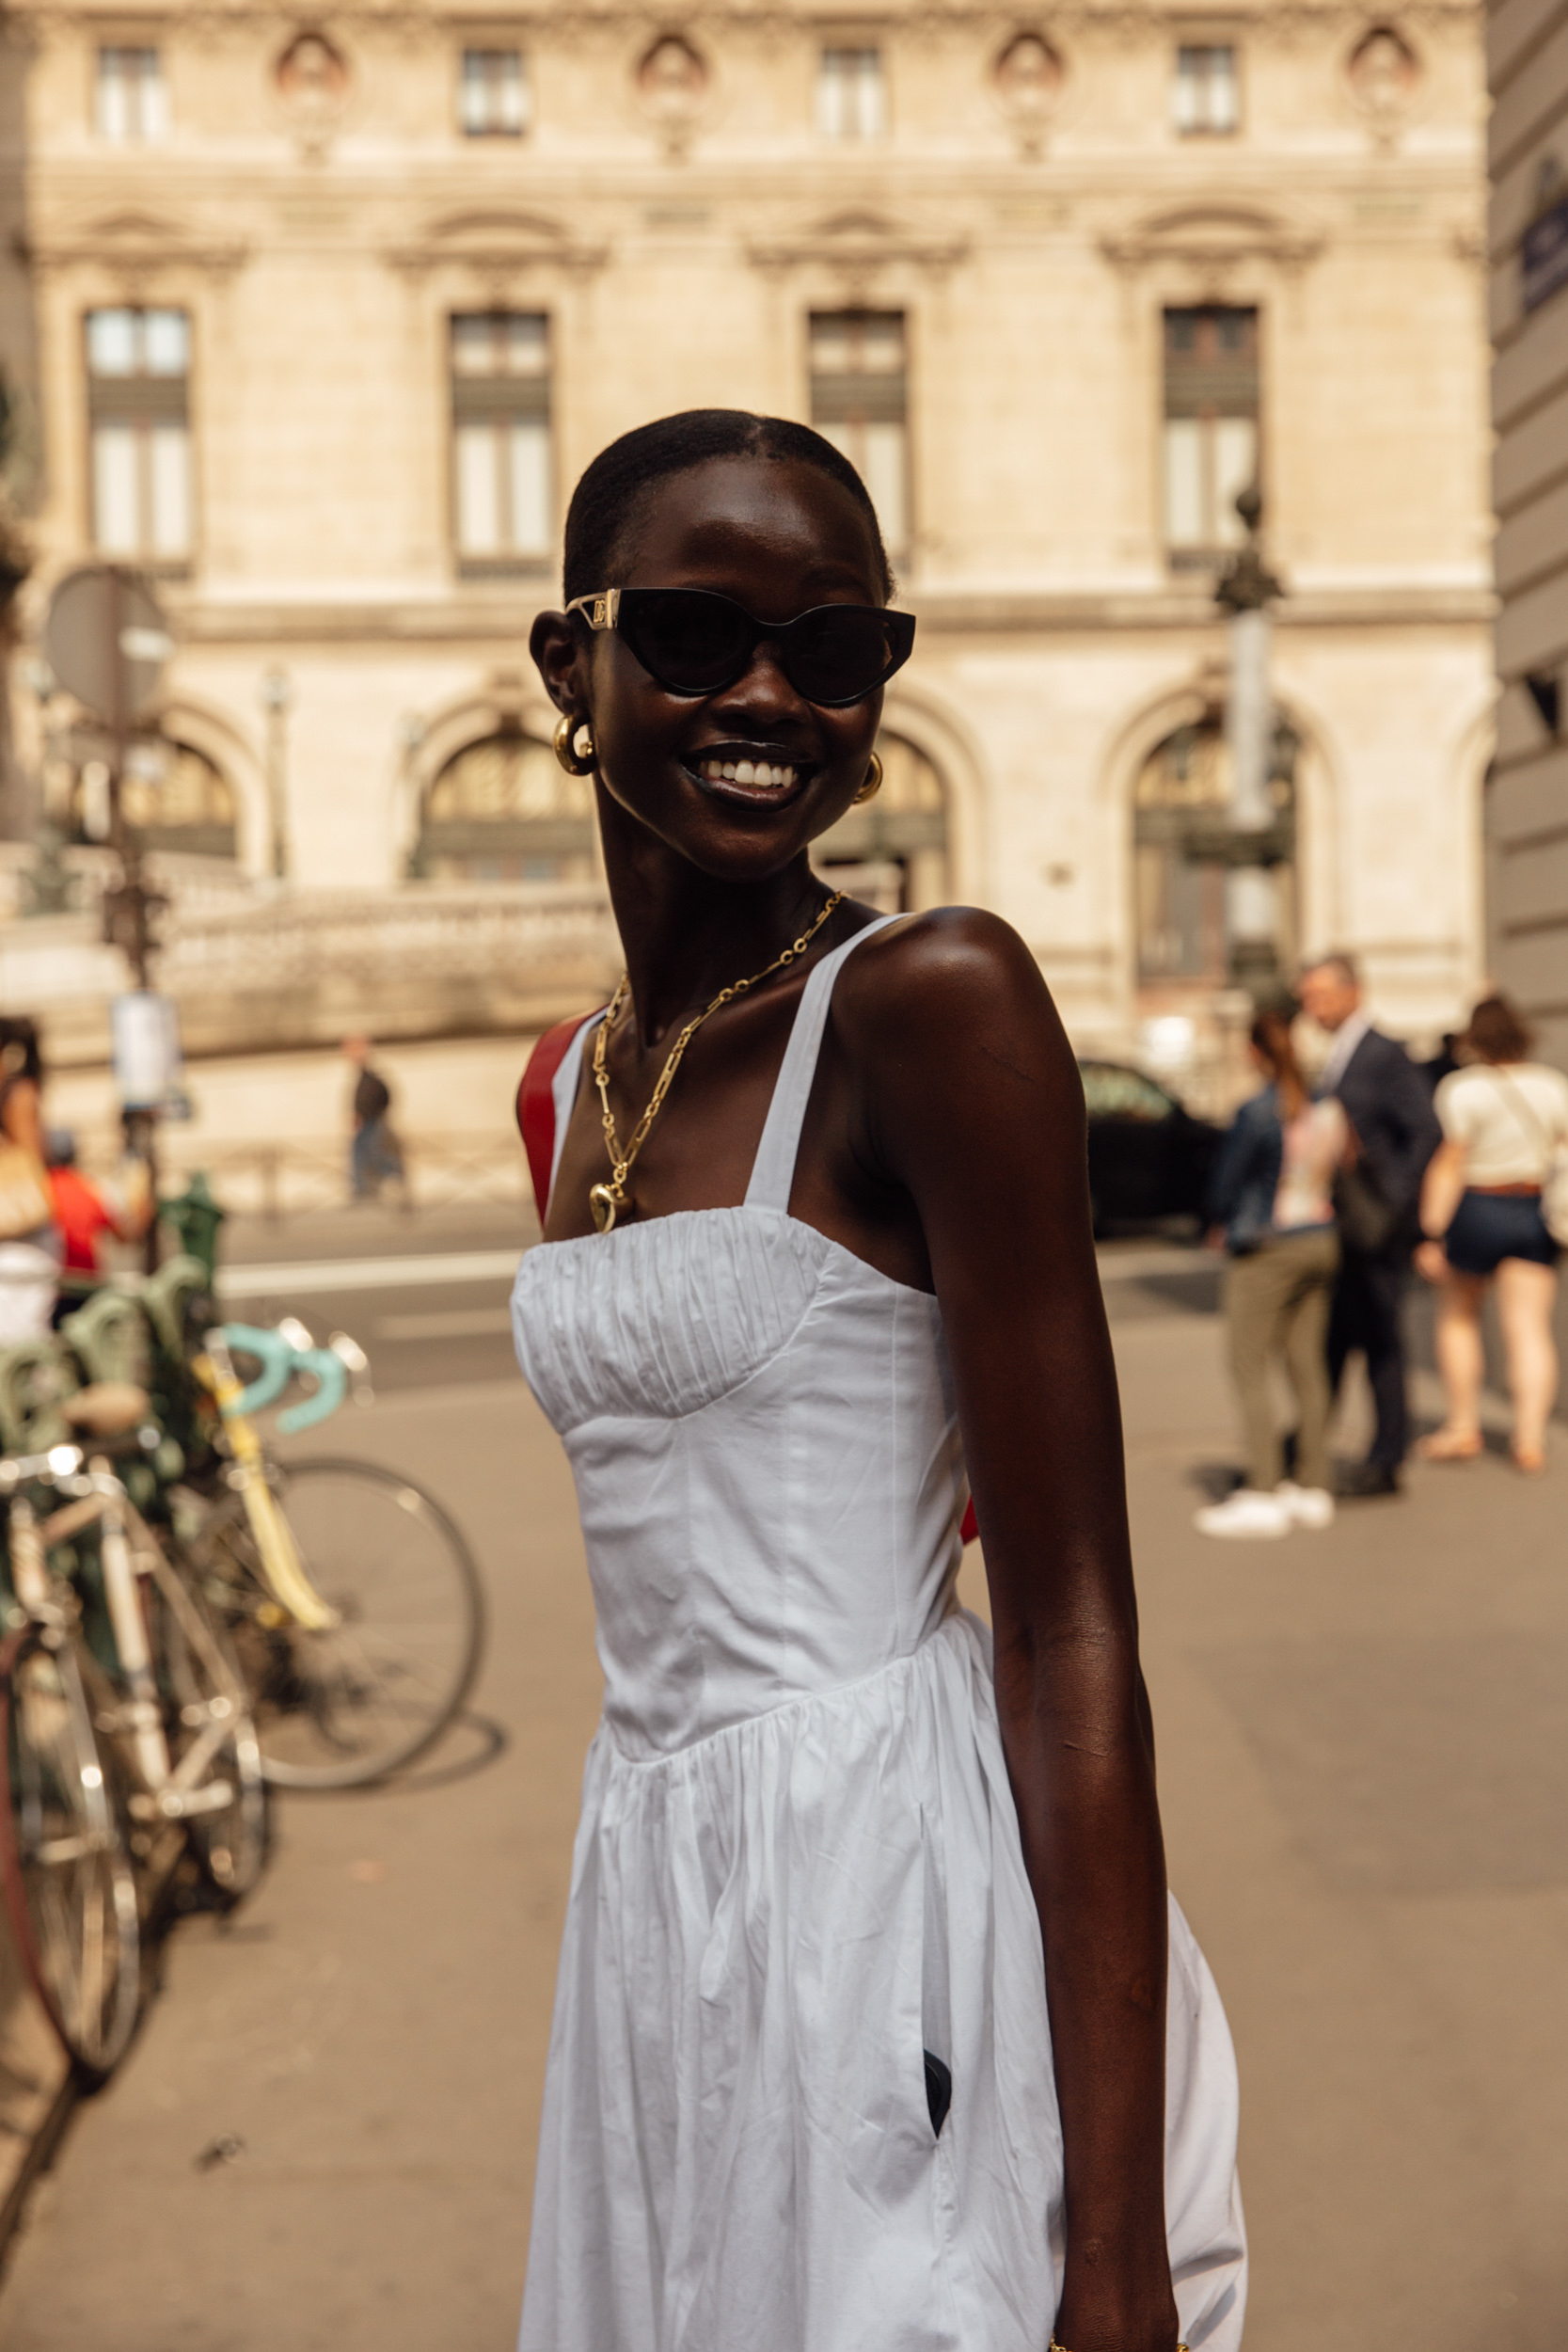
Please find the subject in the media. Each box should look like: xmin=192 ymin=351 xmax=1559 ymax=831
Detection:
xmin=1417 ymin=993 xmax=1568 ymax=1473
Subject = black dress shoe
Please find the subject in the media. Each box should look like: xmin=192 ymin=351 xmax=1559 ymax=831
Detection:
xmin=1336 ymin=1461 xmax=1402 ymax=1499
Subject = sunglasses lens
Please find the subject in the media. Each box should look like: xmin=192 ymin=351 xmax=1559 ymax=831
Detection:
xmin=785 ymin=609 xmax=903 ymax=704
xmin=620 ymin=593 xmax=752 ymax=692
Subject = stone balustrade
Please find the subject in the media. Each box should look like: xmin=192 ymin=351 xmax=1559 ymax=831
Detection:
xmin=0 ymin=847 xmax=620 ymax=1061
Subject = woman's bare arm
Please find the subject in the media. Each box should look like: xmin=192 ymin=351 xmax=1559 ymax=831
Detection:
xmin=838 ymin=911 xmax=1179 ymax=2352
xmin=1416 ymin=1136 xmax=1467 ymax=1283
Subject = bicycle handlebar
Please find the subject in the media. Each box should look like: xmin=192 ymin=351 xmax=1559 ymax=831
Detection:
xmin=211 ymin=1326 xmax=348 ymax=1433
xmin=277 ymin=1349 xmax=347 ymax=1435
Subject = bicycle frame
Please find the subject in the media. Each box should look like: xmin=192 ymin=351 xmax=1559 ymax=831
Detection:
xmin=3 ymin=1448 xmax=240 ymax=1826
xmin=192 ymin=1333 xmax=340 ymax=1633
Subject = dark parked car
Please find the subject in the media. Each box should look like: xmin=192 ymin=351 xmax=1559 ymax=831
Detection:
xmin=1078 ymin=1059 xmax=1224 ymax=1234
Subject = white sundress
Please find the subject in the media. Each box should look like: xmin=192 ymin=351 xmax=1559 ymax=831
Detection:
xmin=511 ymin=916 xmax=1247 ymax=2352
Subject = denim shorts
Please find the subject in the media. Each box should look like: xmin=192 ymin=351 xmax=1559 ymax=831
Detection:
xmin=1444 ymin=1188 xmax=1559 ymax=1275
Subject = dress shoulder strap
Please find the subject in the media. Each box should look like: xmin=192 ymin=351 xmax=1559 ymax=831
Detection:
xmin=539 ymin=1014 xmax=601 ymax=1211
xmin=745 ymin=914 xmax=901 ymax=1213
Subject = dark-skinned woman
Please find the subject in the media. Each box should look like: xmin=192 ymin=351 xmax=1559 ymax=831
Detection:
xmin=512 ymin=413 xmax=1245 ymax=2352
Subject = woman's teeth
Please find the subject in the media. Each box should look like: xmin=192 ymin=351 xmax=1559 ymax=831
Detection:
xmin=694 ymin=756 xmax=800 ymax=789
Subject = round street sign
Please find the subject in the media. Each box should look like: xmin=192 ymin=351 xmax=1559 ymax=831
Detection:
xmin=43 ymin=565 xmax=172 ymax=727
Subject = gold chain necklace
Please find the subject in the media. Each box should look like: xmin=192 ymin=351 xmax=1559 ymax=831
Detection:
xmin=588 ymin=890 xmax=846 ymax=1234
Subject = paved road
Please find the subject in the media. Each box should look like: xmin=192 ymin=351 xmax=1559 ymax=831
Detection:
xmin=1 ymin=1233 xmax=1563 ymax=2350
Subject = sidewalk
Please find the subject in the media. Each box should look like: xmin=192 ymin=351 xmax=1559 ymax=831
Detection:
xmin=1 ymin=1302 xmax=1563 ymax=2349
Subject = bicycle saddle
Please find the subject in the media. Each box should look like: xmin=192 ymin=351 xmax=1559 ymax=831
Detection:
xmin=63 ymin=1383 xmax=152 ymax=1438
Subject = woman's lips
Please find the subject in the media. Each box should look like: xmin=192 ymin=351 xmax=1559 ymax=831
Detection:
xmin=682 ymin=752 xmax=815 ymax=808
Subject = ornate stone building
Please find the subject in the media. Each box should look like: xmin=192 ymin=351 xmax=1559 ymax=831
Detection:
xmin=0 ymin=0 xmax=1495 ymax=1078
xmin=1486 ymin=0 xmax=1568 ymax=1069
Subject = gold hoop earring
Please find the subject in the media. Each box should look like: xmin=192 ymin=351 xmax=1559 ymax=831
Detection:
xmin=553 ymin=713 xmax=597 ymax=776
xmin=852 ymin=753 xmax=883 ymax=804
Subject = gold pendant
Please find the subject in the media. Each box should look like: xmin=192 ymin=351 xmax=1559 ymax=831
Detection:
xmin=589 ymin=1183 xmax=621 ymax=1234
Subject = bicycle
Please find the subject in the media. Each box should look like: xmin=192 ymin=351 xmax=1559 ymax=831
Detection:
xmin=184 ymin=1321 xmax=485 ymax=1790
xmin=0 ymin=1414 xmax=268 ymax=2079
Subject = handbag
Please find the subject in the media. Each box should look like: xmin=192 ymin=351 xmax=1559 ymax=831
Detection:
xmin=1482 ymin=1070 xmax=1568 ymax=1247
xmin=0 ymin=1140 xmax=54 ymax=1243
xmin=1332 ymin=1158 xmax=1398 ymax=1255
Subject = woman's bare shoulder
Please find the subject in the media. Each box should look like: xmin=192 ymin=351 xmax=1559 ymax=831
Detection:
xmin=833 ymin=904 xmax=1079 ymax=1110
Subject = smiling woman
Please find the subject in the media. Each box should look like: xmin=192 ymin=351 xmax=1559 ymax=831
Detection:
xmin=509 ymin=411 xmax=1245 ymax=2352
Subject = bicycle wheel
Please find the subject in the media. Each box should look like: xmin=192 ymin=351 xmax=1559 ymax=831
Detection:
xmin=0 ymin=1625 xmax=141 ymax=2079
xmin=191 ymin=1459 xmax=484 ymax=1790
xmin=147 ymin=1561 xmax=270 ymax=1902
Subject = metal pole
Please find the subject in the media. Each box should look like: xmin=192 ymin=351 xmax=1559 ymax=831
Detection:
xmin=260 ymin=668 xmax=292 ymax=880
xmin=104 ymin=565 xmax=161 ymax=1271
xmin=1215 ymin=490 xmax=1284 ymax=995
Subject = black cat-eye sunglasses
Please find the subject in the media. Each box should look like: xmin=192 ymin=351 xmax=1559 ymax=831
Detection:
xmin=566 ymin=588 xmax=916 ymax=708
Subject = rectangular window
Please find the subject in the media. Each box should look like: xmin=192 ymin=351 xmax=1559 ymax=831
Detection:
xmin=86 ymin=307 xmax=192 ymax=560
xmin=451 ymin=312 xmax=551 ymax=566
xmin=1161 ymin=306 xmax=1258 ymax=563
xmin=817 ymin=47 xmax=885 ymax=140
xmin=96 ymin=46 xmax=167 ymax=143
xmin=1174 ymin=44 xmax=1238 ymax=135
xmin=810 ymin=310 xmax=909 ymax=557
xmin=459 ymin=48 xmax=526 ymax=137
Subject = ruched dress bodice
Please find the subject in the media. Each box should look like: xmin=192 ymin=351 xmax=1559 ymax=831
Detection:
xmin=511 ymin=921 xmax=1247 ymax=2352
xmin=515 ymin=1203 xmax=966 ymax=1759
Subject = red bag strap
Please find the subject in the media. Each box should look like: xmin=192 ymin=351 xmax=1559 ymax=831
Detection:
xmin=959 ymin=1497 xmax=977 ymax=1548
xmin=517 ymin=1012 xmax=596 ymax=1221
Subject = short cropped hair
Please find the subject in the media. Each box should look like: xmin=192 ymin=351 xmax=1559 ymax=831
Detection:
xmin=561 ymin=409 xmax=894 ymax=606
xmin=1299 ymin=951 xmax=1360 ymax=993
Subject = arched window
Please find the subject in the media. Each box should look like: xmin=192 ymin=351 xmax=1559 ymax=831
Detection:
xmin=1133 ymin=714 xmax=1297 ymax=984
xmin=813 ymin=731 xmax=949 ymax=911
xmin=414 ymin=731 xmax=596 ymax=882
xmin=70 ymin=739 xmax=237 ymax=856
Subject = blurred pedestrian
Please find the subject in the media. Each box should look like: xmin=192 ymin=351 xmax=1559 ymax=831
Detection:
xmin=1415 ymin=993 xmax=1568 ymax=1474
xmin=0 ymin=1017 xmax=62 ymax=1343
xmin=343 ymin=1035 xmax=404 ymax=1201
xmin=1297 ymin=953 xmax=1442 ymax=1497
xmin=1196 ymin=1009 xmax=1348 ymax=1538
xmin=44 ymin=1128 xmax=152 ymax=1277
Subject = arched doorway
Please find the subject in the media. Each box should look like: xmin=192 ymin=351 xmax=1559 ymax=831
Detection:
xmin=1133 ymin=712 xmax=1298 ymax=992
xmin=70 ymin=739 xmax=237 ymax=857
xmin=813 ymin=730 xmax=950 ymax=911
xmin=414 ymin=731 xmax=596 ymax=882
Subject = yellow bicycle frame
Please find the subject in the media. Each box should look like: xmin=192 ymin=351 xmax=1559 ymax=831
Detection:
xmin=193 ymin=1353 xmax=339 ymax=1633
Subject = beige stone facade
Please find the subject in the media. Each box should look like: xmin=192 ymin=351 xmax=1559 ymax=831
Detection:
xmin=1486 ymin=0 xmax=1568 ymax=1069
xmin=0 ymin=0 xmax=1495 ymax=1085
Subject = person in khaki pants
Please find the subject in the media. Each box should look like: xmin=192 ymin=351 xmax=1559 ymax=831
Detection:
xmin=1196 ymin=1010 xmax=1348 ymax=1539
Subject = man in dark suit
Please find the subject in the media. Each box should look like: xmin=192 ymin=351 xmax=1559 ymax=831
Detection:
xmin=1298 ymin=954 xmax=1443 ymax=1497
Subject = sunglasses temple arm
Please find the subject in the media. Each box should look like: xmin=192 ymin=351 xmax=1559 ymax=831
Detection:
xmin=566 ymin=591 xmax=621 ymax=630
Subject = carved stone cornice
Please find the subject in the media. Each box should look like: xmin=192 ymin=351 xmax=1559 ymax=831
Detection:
xmin=13 ymin=212 xmax=249 ymax=278
xmin=1100 ymin=201 xmax=1325 ymax=277
xmin=748 ymin=209 xmax=969 ymax=286
xmin=386 ymin=211 xmax=609 ymax=276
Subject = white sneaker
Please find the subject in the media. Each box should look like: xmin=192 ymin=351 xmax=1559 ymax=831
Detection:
xmin=1276 ymin=1481 xmax=1336 ymax=1531
xmin=1193 ymin=1488 xmax=1292 ymax=1540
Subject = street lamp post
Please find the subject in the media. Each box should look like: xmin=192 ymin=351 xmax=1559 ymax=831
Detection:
xmin=1214 ymin=485 xmax=1286 ymax=994
xmin=259 ymin=666 xmax=293 ymax=881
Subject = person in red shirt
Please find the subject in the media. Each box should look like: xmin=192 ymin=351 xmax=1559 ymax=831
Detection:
xmin=45 ymin=1130 xmax=150 ymax=1275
